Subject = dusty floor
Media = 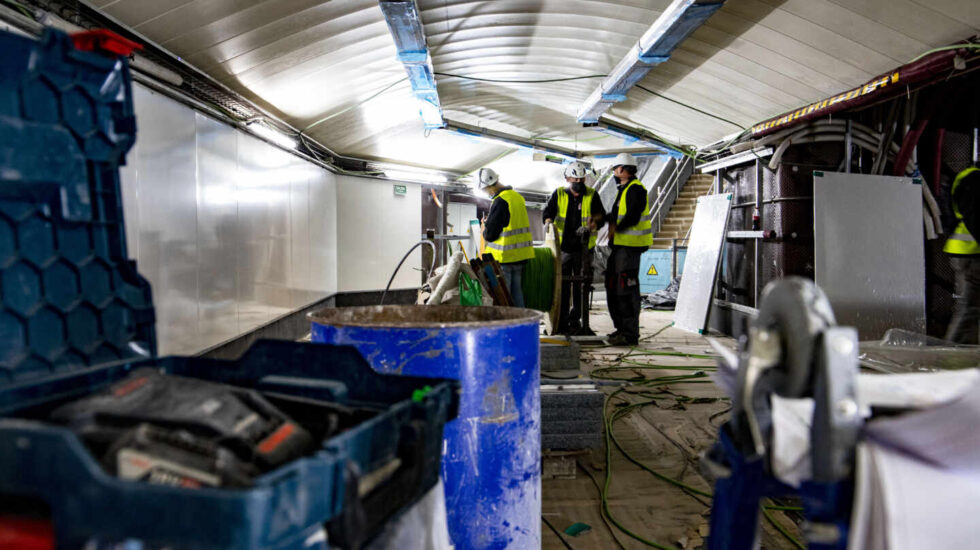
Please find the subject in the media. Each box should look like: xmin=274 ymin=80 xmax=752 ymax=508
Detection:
xmin=541 ymin=308 xmax=801 ymax=550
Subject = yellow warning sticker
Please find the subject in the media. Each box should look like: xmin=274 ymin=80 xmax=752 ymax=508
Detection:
xmin=647 ymin=264 xmax=658 ymax=276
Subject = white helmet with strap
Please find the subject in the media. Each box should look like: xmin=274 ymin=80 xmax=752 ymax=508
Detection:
xmin=612 ymin=152 xmax=637 ymax=168
xmin=563 ymin=161 xmax=587 ymax=179
xmin=478 ymin=167 xmax=499 ymax=189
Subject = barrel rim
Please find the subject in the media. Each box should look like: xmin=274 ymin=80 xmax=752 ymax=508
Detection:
xmin=307 ymin=305 xmax=543 ymax=329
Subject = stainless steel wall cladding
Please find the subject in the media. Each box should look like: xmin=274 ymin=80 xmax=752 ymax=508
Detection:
xmin=813 ymin=172 xmax=926 ymax=340
xmin=120 ymin=85 xmax=338 ymax=355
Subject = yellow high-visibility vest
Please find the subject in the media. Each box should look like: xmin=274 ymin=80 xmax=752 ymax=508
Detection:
xmin=944 ymin=167 xmax=980 ymax=255
xmin=554 ymin=187 xmax=597 ymax=249
xmin=613 ymin=179 xmax=653 ymax=247
xmin=487 ymin=189 xmax=535 ymax=263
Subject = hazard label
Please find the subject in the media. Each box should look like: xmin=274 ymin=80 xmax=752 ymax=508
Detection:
xmin=647 ymin=264 xmax=658 ymax=276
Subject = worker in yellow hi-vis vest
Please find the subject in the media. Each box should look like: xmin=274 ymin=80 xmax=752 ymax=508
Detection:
xmin=604 ymin=153 xmax=652 ymax=346
xmin=479 ymin=167 xmax=534 ymax=307
xmin=543 ymin=161 xmax=606 ymax=334
xmin=944 ymin=166 xmax=980 ymax=343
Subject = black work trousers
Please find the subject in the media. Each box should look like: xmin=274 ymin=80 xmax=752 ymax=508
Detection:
xmin=558 ymin=250 xmax=593 ymax=332
xmin=946 ymin=255 xmax=980 ymax=344
xmin=604 ymin=246 xmax=644 ymax=342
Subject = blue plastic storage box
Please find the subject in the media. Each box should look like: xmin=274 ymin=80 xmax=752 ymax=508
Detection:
xmin=0 ymin=28 xmax=459 ymax=549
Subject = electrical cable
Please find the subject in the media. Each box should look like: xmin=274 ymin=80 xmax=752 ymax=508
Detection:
xmin=585 ymin=326 xmax=808 ymax=549
xmin=636 ymin=84 xmax=746 ymax=129
xmin=542 ymin=515 xmax=575 ymax=550
xmin=380 ymin=240 xmax=435 ymax=305
xmin=908 ymin=43 xmax=980 ymax=64
xmin=639 ymin=323 xmax=674 ymax=342
xmin=1 ymin=0 xmax=33 ymax=18
xmin=576 ymin=460 xmax=630 ymax=550
xmin=761 ymin=507 xmax=806 ymax=549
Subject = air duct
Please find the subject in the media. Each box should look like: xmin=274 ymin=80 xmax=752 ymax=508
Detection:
xmin=378 ymin=0 xmax=446 ymax=129
xmin=577 ymin=0 xmax=725 ymax=123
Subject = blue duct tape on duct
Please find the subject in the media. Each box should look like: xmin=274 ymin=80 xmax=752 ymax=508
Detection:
xmin=577 ymin=0 xmax=726 ymax=123
xmin=379 ymin=0 xmax=446 ymax=129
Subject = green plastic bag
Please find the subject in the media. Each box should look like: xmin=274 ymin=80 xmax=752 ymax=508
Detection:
xmin=459 ymin=271 xmax=483 ymax=306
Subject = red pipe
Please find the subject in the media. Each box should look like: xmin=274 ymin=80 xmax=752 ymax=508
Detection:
xmin=893 ymin=116 xmax=930 ymax=176
xmin=750 ymin=46 xmax=972 ymax=139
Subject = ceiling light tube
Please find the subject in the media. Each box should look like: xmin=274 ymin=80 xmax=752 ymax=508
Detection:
xmin=246 ymin=121 xmax=297 ymax=150
xmin=384 ymin=169 xmax=449 ymax=184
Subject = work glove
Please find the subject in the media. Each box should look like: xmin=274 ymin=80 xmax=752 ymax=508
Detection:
xmin=575 ymin=226 xmax=590 ymax=237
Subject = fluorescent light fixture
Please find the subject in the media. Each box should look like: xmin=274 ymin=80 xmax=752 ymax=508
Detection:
xmin=246 ymin=121 xmax=297 ymax=150
xmin=384 ymin=169 xmax=449 ymax=184
xmin=577 ymin=0 xmax=725 ymax=123
xmin=444 ymin=122 xmax=579 ymax=159
xmin=449 ymin=128 xmax=522 ymax=149
xmin=697 ymin=147 xmax=773 ymax=173
xmin=379 ymin=0 xmax=446 ymax=129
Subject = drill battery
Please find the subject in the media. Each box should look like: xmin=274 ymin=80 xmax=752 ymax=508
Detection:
xmin=50 ymin=368 xmax=316 ymax=487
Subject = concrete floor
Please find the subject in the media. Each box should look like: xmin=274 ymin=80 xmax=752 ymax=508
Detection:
xmin=541 ymin=308 xmax=801 ymax=549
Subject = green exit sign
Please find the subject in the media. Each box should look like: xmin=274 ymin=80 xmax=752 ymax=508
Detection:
xmin=393 ymin=184 xmax=407 ymax=196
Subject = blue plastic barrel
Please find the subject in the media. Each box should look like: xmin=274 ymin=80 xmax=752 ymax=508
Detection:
xmin=309 ymin=305 xmax=541 ymax=549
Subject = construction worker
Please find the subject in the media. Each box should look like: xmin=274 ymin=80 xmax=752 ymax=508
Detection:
xmin=604 ymin=153 xmax=652 ymax=346
xmin=543 ymin=161 xmax=606 ymax=333
xmin=944 ymin=166 xmax=980 ymax=343
xmin=479 ymin=167 xmax=535 ymax=307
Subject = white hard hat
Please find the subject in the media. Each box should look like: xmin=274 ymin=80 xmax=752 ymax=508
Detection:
xmin=564 ymin=161 xmax=587 ymax=179
xmin=477 ymin=167 xmax=499 ymax=189
xmin=612 ymin=152 xmax=637 ymax=168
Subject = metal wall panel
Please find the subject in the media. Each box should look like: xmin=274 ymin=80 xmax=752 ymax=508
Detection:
xmin=195 ymin=113 xmax=240 ymax=348
xmin=336 ymin=175 xmax=422 ymax=292
xmin=235 ymin=134 xmax=295 ymax=334
xmin=813 ymin=172 xmax=926 ymax=339
xmin=289 ymin=159 xmax=313 ymax=309
xmin=130 ymin=86 xmax=200 ymax=355
xmin=120 ymin=84 xmax=340 ymax=355
xmin=309 ymin=169 xmax=338 ymax=298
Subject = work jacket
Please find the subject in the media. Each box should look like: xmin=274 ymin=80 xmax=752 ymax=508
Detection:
xmin=613 ymin=179 xmax=653 ymax=248
xmin=944 ymin=167 xmax=980 ymax=255
xmin=486 ymin=189 xmax=535 ymax=263
xmin=555 ymin=187 xmax=598 ymax=250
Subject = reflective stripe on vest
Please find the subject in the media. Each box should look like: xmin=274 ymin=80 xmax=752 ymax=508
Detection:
xmin=489 ymin=189 xmax=535 ymax=263
xmin=554 ymin=187 xmax=597 ymax=249
xmin=944 ymin=167 xmax=980 ymax=255
xmin=613 ymin=179 xmax=653 ymax=247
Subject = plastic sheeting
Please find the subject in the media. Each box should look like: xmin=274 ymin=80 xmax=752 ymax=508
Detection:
xmin=643 ymin=276 xmax=682 ymax=310
xmin=858 ymin=329 xmax=980 ymax=374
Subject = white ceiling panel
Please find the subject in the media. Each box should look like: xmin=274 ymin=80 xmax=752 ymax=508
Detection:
xmin=84 ymin=0 xmax=978 ymax=174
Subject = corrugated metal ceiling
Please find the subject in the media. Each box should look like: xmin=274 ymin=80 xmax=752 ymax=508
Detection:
xmin=88 ymin=0 xmax=979 ymax=173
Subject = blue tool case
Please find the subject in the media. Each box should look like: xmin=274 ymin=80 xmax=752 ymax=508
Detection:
xmin=0 ymin=28 xmax=459 ymax=549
